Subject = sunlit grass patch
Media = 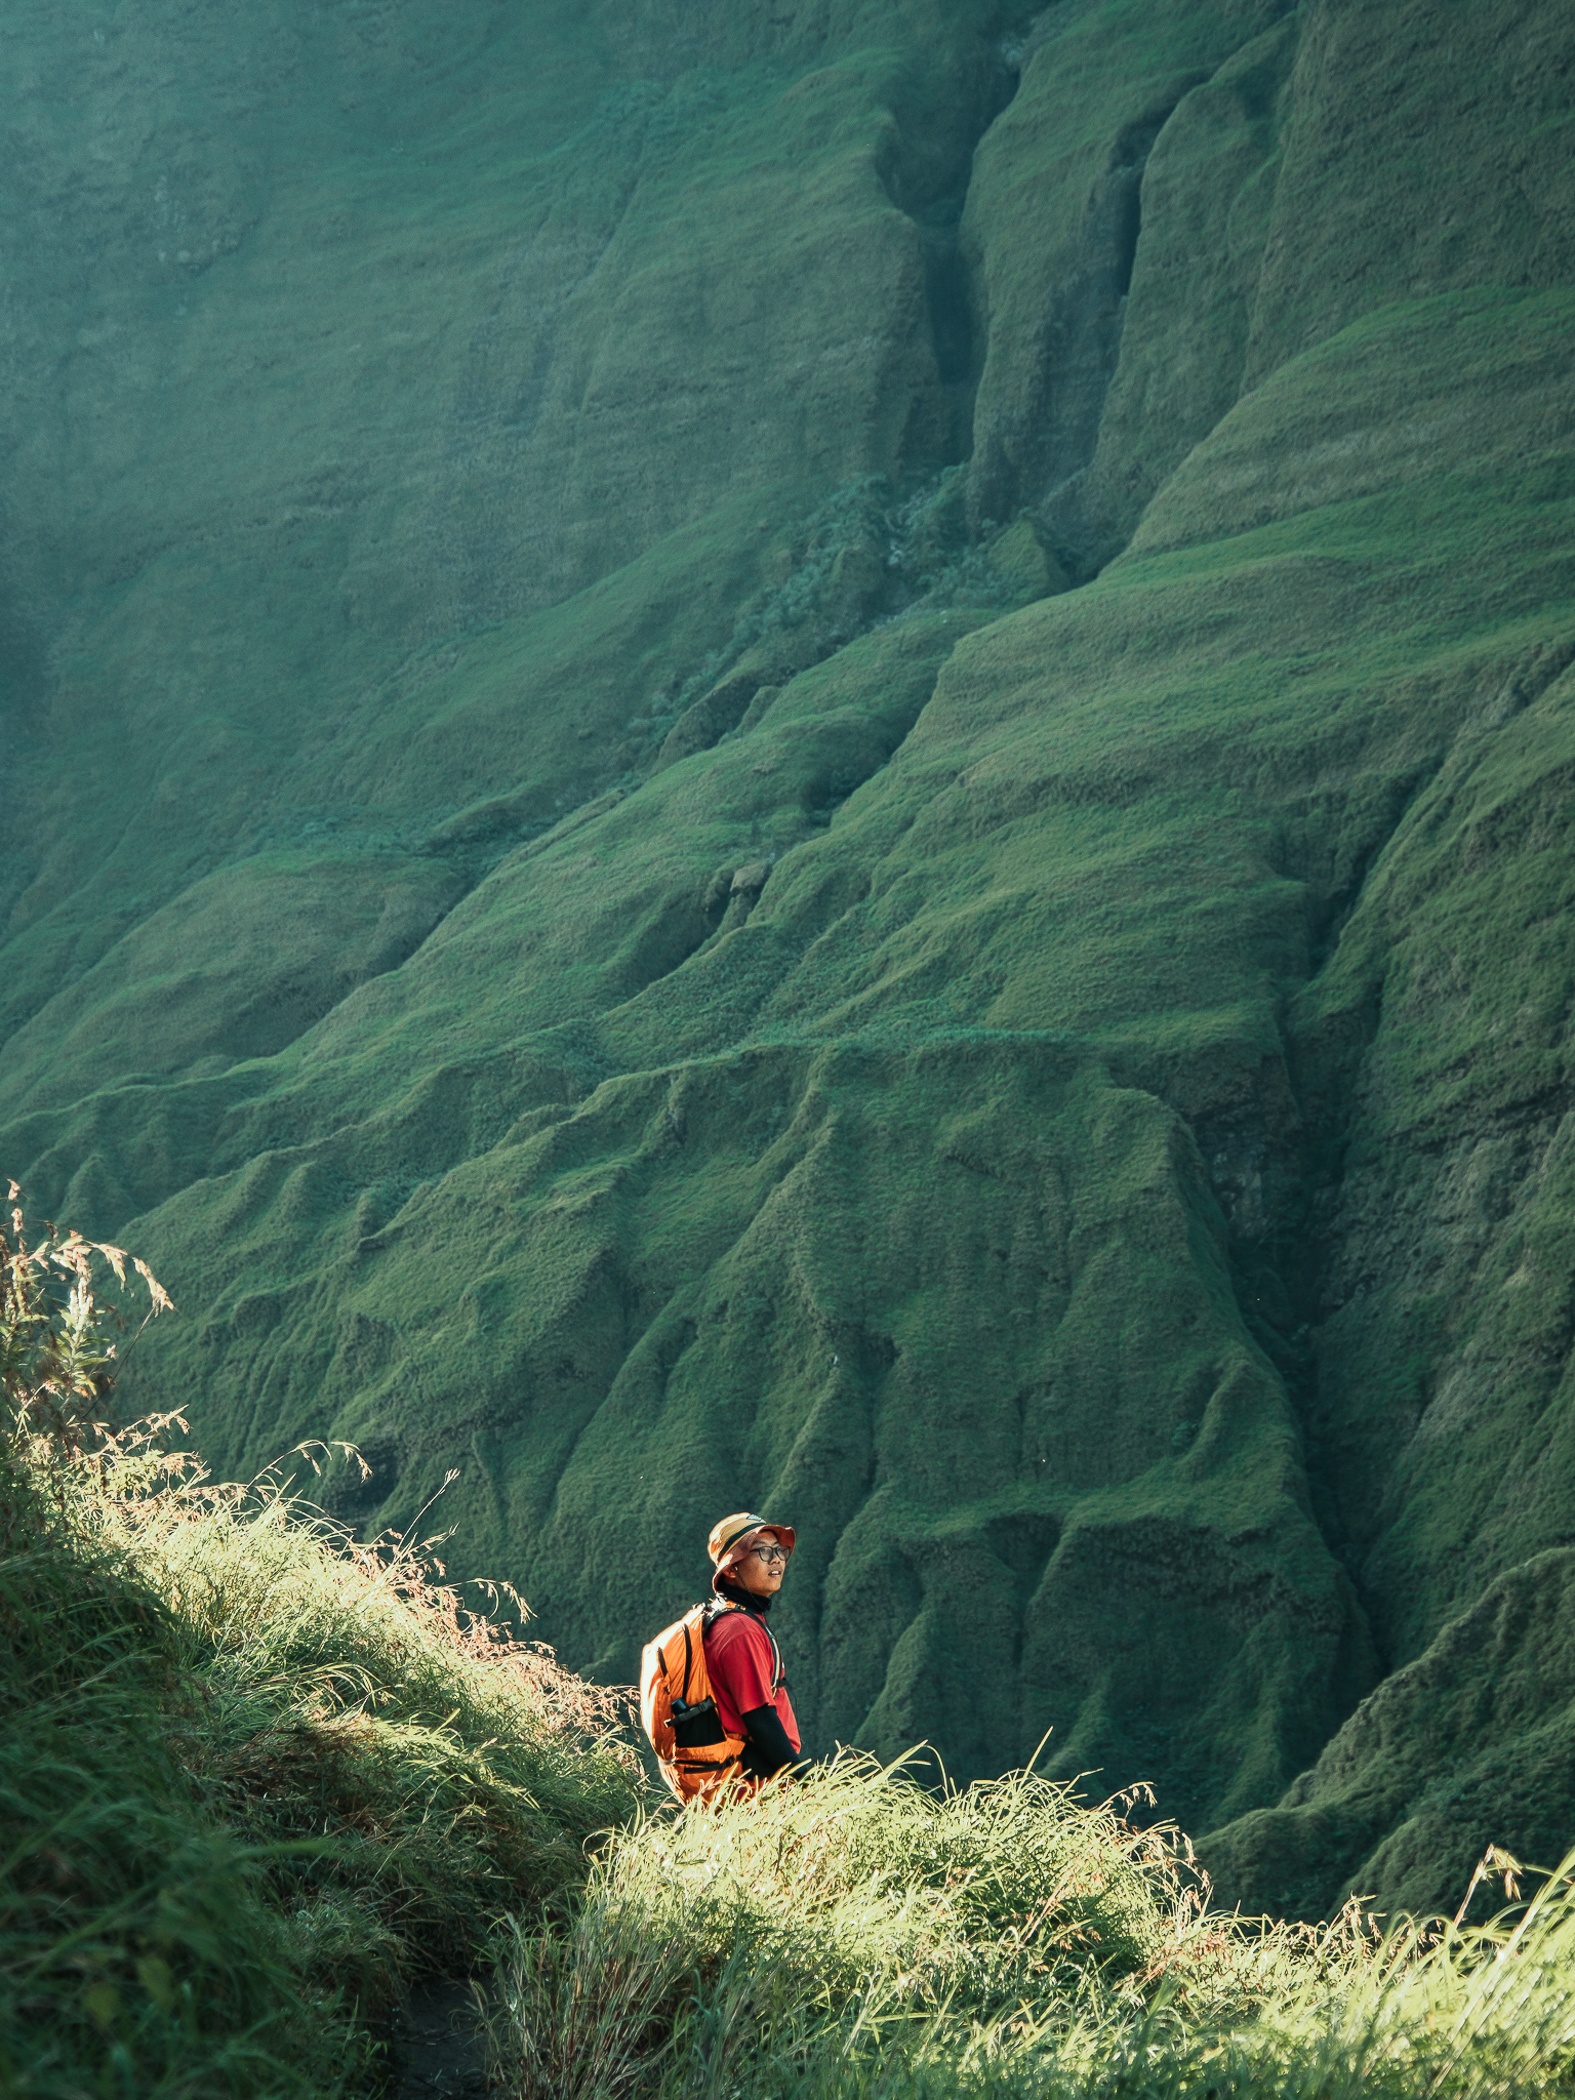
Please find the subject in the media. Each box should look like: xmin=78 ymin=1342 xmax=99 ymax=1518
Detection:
xmin=486 ymin=1753 xmax=1575 ymax=2100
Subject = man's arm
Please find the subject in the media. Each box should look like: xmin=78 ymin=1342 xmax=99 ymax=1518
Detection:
xmin=739 ymin=1703 xmax=801 ymax=1779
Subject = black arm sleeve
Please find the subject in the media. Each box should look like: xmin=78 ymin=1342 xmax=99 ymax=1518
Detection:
xmin=739 ymin=1702 xmax=801 ymax=1779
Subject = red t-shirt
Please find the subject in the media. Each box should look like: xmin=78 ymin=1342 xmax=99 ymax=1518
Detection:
xmin=704 ymin=1608 xmax=800 ymax=1751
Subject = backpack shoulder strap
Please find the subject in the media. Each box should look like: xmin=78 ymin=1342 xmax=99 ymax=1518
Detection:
xmin=680 ymin=1609 xmax=696 ymax=1703
xmin=702 ymin=1597 xmax=784 ymax=1692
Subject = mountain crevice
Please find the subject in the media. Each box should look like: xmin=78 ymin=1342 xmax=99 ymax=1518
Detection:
xmin=967 ymin=80 xmax=1204 ymax=548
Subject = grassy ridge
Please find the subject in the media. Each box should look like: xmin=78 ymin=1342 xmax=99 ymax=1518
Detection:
xmin=2 ymin=1426 xmax=643 ymax=2094
xmin=17 ymin=1410 xmax=1575 ymax=2100
xmin=0 ymin=1201 xmax=641 ymax=2091
xmin=10 ymin=1398 xmax=1575 ymax=2100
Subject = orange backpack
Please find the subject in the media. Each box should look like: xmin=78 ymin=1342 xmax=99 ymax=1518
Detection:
xmin=640 ymin=1597 xmax=774 ymax=1803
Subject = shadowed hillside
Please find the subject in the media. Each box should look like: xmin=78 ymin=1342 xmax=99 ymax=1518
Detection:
xmin=3 ymin=0 xmax=1574 ymax=1915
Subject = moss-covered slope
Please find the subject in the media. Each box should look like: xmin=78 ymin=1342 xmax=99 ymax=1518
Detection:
xmin=3 ymin=0 xmax=1574 ymax=1912
xmin=1203 ymin=1549 xmax=1575 ymax=1920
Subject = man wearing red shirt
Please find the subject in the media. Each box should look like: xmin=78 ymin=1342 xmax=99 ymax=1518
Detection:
xmin=703 ymin=1511 xmax=804 ymax=1785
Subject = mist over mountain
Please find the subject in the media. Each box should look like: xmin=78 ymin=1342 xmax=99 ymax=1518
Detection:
xmin=3 ymin=0 xmax=1573 ymax=1917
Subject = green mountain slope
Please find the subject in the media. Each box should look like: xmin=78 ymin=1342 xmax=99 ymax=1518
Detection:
xmin=3 ymin=0 xmax=1574 ymax=1912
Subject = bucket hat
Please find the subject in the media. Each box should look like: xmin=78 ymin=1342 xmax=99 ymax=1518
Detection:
xmin=706 ymin=1510 xmax=796 ymax=1569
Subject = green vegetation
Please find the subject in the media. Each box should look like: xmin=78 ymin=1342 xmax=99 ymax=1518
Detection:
xmin=3 ymin=0 xmax=1575 ymax=1927
xmin=489 ymin=1760 xmax=1575 ymax=2100
xmin=8 ymin=1198 xmax=1575 ymax=2096
xmin=0 ymin=1196 xmax=639 ymax=2092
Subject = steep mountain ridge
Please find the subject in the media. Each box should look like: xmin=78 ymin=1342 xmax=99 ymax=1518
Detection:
xmin=3 ymin=0 xmax=1573 ymax=1912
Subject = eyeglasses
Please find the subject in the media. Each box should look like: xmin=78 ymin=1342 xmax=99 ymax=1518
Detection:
xmin=748 ymin=1543 xmax=789 ymax=1566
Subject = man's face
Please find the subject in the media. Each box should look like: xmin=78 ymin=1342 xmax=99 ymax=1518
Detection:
xmin=729 ymin=1528 xmax=789 ymax=1598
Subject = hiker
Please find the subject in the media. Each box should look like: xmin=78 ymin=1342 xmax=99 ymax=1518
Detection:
xmin=640 ymin=1510 xmax=803 ymax=1801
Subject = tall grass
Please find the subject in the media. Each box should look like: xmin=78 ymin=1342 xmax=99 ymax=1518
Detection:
xmin=1 ymin=1188 xmax=645 ymax=2094
xmin=485 ymin=1754 xmax=1575 ymax=2100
